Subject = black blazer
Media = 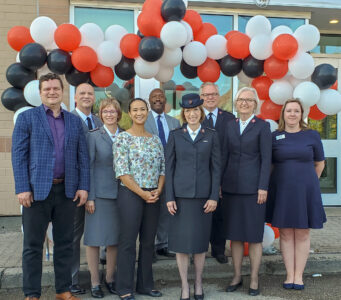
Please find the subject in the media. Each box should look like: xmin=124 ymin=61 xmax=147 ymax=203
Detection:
xmin=166 ymin=125 xmax=221 ymax=202
xmin=221 ymin=116 xmax=272 ymax=194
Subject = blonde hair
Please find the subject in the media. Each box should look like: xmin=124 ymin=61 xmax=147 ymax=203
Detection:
xmin=99 ymin=98 xmax=122 ymax=123
xmin=180 ymin=105 xmax=205 ymax=124
xmin=234 ymin=87 xmax=260 ymax=115
xmin=278 ymin=98 xmax=309 ymax=132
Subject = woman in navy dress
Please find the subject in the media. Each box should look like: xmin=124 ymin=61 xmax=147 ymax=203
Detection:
xmin=266 ymin=99 xmax=326 ymax=290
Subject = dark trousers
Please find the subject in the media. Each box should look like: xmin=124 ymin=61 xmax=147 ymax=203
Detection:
xmin=210 ymin=199 xmax=226 ymax=255
xmin=22 ymin=183 xmax=76 ymax=297
xmin=155 ymin=190 xmax=170 ymax=250
xmin=116 ymin=185 xmax=160 ymax=296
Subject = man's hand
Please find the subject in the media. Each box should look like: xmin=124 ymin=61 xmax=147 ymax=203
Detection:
xmin=73 ymin=190 xmax=88 ymax=207
xmin=18 ymin=192 xmax=33 ymax=208
xmin=85 ymin=200 xmax=95 ymax=214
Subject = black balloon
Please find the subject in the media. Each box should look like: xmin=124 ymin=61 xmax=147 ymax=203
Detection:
xmin=138 ymin=37 xmax=164 ymax=62
xmin=1 ymin=87 xmax=29 ymax=111
xmin=311 ymin=63 xmax=337 ymax=90
xmin=47 ymin=49 xmax=72 ymax=75
xmin=180 ymin=60 xmax=197 ymax=79
xmin=115 ymin=56 xmax=136 ymax=81
xmin=65 ymin=67 xmax=90 ymax=86
xmin=220 ymin=55 xmax=242 ymax=77
xmin=161 ymin=0 xmax=186 ymax=22
xmin=19 ymin=43 xmax=47 ymax=71
xmin=6 ymin=63 xmax=36 ymax=89
xmin=242 ymin=55 xmax=264 ymax=78
xmin=137 ymin=30 xmax=145 ymax=39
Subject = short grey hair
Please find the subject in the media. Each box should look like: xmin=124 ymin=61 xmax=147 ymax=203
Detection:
xmin=199 ymin=82 xmax=219 ymax=96
xmin=234 ymin=87 xmax=260 ymax=115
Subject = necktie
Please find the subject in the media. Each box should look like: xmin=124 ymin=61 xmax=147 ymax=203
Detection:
xmin=157 ymin=115 xmax=166 ymax=147
xmin=86 ymin=117 xmax=93 ymax=130
xmin=208 ymin=112 xmax=214 ymax=128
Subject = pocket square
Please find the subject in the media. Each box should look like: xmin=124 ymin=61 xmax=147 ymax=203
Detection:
xmin=203 ymin=140 xmax=209 ymax=142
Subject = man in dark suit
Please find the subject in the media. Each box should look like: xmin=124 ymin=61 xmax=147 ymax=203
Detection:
xmin=145 ymin=88 xmax=180 ymax=259
xmin=70 ymin=83 xmax=102 ymax=294
xmin=12 ymin=73 xmax=89 ymax=300
xmin=200 ymin=82 xmax=235 ymax=264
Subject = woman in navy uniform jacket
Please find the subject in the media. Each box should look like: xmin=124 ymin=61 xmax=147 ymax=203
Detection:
xmin=221 ymin=87 xmax=272 ymax=297
xmin=166 ymin=93 xmax=221 ymax=300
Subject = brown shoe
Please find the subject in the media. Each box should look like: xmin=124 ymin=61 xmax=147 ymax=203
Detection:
xmin=25 ymin=297 xmax=39 ymax=300
xmin=55 ymin=291 xmax=80 ymax=300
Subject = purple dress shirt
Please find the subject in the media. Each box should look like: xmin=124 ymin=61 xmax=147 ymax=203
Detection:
xmin=43 ymin=105 xmax=65 ymax=179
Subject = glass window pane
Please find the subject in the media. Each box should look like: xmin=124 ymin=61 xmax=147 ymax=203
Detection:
xmin=74 ymin=7 xmax=135 ymax=129
xmin=311 ymin=34 xmax=341 ymax=54
xmin=320 ymin=157 xmax=337 ymax=193
xmin=308 ymin=115 xmax=337 ymax=140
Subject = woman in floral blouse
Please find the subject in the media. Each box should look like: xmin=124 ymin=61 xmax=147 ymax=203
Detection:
xmin=113 ymin=98 xmax=165 ymax=300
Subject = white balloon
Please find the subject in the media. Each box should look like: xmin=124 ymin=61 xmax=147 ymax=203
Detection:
xmin=105 ymin=25 xmax=128 ymax=45
xmin=24 ymin=80 xmax=41 ymax=107
xmin=30 ymin=16 xmax=57 ymax=47
xmin=80 ymin=23 xmax=104 ymax=51
xmin=288 ymin=52 xmax=315 ymax=79
xmin=246 ymin=15 xmax=271 ymax=38
xmin=293 ymin=81 xmax=320 ymax=107
xmin=294 ymin=24 xmax=320 ymax=52
xmin=288 ymin=75 xmax=307 ymax=88
xmin=271 ymin=25 xmax=293 ymax=41
xmin=160 ymin=21 xmax=187 ymax=49
xmin=159 ymin=47 xmax=182 ymax=67
xmin=97 ymin=41 xmax=122 ymax=67
xmin=181 ymin=21 xmax=193 ymax=45
xmin=249 ymin=34 xmax=273 ymax=60
xmin=237 ymin=70 xmax=253 ymax=85
xmin=13 ymin=106 xmax=33 ymax=125
xmin=205 ymin=35 xmax=227 ymax=60
xmin=46 ymin=41 xmax=58 ymax=51
xmin=155 ymin=67 xmax=174 ymax=83
xmin=263 ymin=224 xmax=275 ymax=248
xmin=134 ymin=57 xmax=160 ymax=79
xmin=317 ymin=89 xmax=341 ymax=115
xmin=16 ymin=52 xmax=20 ymax=63
xmin=183 ymin=41 xmax=207 ymax=67
xmin=269 ymin=80 xmax=293 ymax=105
xmin=265 ymin=119 xmax=278 ymax=132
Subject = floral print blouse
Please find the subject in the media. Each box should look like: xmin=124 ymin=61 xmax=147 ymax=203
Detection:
xmin=113 ymin=131 xmax=165 ymax=188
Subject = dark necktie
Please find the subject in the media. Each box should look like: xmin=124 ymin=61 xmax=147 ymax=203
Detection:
xmin=86 ymin=117 xmax=93 ymax=130
xmin=208 ymin=112 xmax=214 ymax=128
xmin=157 ymin=115 xmax=166 ymax=147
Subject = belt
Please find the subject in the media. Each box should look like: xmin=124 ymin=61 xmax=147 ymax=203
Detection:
xmin=52 ymin=178 xmax=64 ymax=184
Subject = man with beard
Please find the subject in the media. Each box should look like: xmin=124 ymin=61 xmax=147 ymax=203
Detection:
xmin=145 ymin=88 xmax=180 ymax=260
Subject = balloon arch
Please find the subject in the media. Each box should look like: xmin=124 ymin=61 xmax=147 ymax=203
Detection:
xmin=2 ymin=0 xmax=341 ymax=123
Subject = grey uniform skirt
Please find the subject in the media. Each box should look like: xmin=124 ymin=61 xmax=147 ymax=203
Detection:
xmin=84 ymin=198 xmax=120 ymax=246
xmin=168 ymin=197 xmax=212 ymax=254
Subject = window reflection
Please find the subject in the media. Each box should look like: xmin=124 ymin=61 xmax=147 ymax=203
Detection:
xmin=311 ymin=34 xmax=341 ymax=54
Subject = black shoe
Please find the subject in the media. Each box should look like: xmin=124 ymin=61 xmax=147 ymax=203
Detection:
xmin=104 ymin=280 xmax=117 ymax=294
xmin=91 ymin=285 xmax=104 ymax=298
xmin=137 ymin=290 xmax=162 ymax=297
xmin=156 ymin=247 xmax=176 ymax=258
xmin=180 ymin=288 xmax=190 ymax=300
xmin=226 ymin=280 xmax=243 ymax=292
xmin=69 ymin=284 xmax=86 ymax=295
xmin=119 ymin=294 xmax=135 ymax=300
xmin=249 ymin=287 xmax=260 ymax=296
xmin=194 ymin=285 xmax=204 ymax=300
xmin=212 ymin=253 xmax=228 ymax=264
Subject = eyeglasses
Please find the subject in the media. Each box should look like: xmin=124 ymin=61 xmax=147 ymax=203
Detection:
xmin=201 ymin=93 xmax=219 ymax=98
xmin=236 ymin=98 xmax=256 ymax=104
xmin=102 ymin=110 xmax=118 ymax=115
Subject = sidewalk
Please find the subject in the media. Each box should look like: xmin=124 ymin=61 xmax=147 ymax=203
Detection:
xmin=1 ymin=207 xmax=341 ymax=289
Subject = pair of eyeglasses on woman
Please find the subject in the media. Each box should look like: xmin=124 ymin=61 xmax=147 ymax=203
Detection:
xmin=236 ymin=98 xmax=256 ymax=104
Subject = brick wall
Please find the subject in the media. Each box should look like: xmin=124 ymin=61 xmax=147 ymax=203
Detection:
xmin=0 ymin=0 xmax=69 ymax=215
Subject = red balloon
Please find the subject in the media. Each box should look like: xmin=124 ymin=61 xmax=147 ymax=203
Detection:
xmin=266 ymin=223 xmax=280 ymax=239
xmin=264 ymin=55 xmax=288 ymax=79
xmin=309 ymin=105 xmax=327 ymax=120
xmin=183 ymin=10 xmax=203 ymax=34
xmin=54 ymin=24 xmax=81 ymax=52
xmin=260 ymin=100 xmax=282 ymax=121
xmin=71 ymin=46 xmax=98 ymax=72
xmin=90 ymin=64 xmax=114 ymax=87
xmin=7 ymin=26 xmax=34 ymax=51
xmin=227 ymin=32 xmax=250 ymax=59
xmin=198 ymin=59 xmax=221 ymax=83
xmin=225 ymin=30 xmax=239 ymax=40
xmin=256 ymin=114 xmax=265 ymax=120
xmin=272 ymin=34 xmax=298 ymax=60
xmin=137 ymin=11 xmax=165 ymax=37
xmin=194 ymin=23 xmax=217 ymax=44
xmin=120 ymin=34 xmax=141 ymax=59
xmin=331 ymin=80 xmax=338 ymax=90
xmin=142 ymin=0 xmax=162 ymax=13
xmin=252 ymin=76 xmax=273 ymax=100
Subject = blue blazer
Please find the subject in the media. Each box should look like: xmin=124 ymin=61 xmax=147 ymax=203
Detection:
xmin=221 ymin=116 xmax=272 ymax=194
xmin=12 ymin=105 xmax=90 ymax=201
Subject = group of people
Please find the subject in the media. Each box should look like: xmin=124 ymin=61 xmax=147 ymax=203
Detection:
xmin=12 ymin=72 xmax=326 ymax=300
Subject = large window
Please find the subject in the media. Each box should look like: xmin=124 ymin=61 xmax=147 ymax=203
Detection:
xmin=311 ymin=34 xmax=341 ymax=55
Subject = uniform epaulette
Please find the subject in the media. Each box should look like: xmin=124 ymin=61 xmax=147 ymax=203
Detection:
xmin=89 ymin=128 xmax=100 ymax=132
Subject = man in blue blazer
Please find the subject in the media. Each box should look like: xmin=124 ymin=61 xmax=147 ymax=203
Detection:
xmin=200 ymin=82 xmax=235 ymax=264
xmin=12 ymin=73 xmax=90 ymax=300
